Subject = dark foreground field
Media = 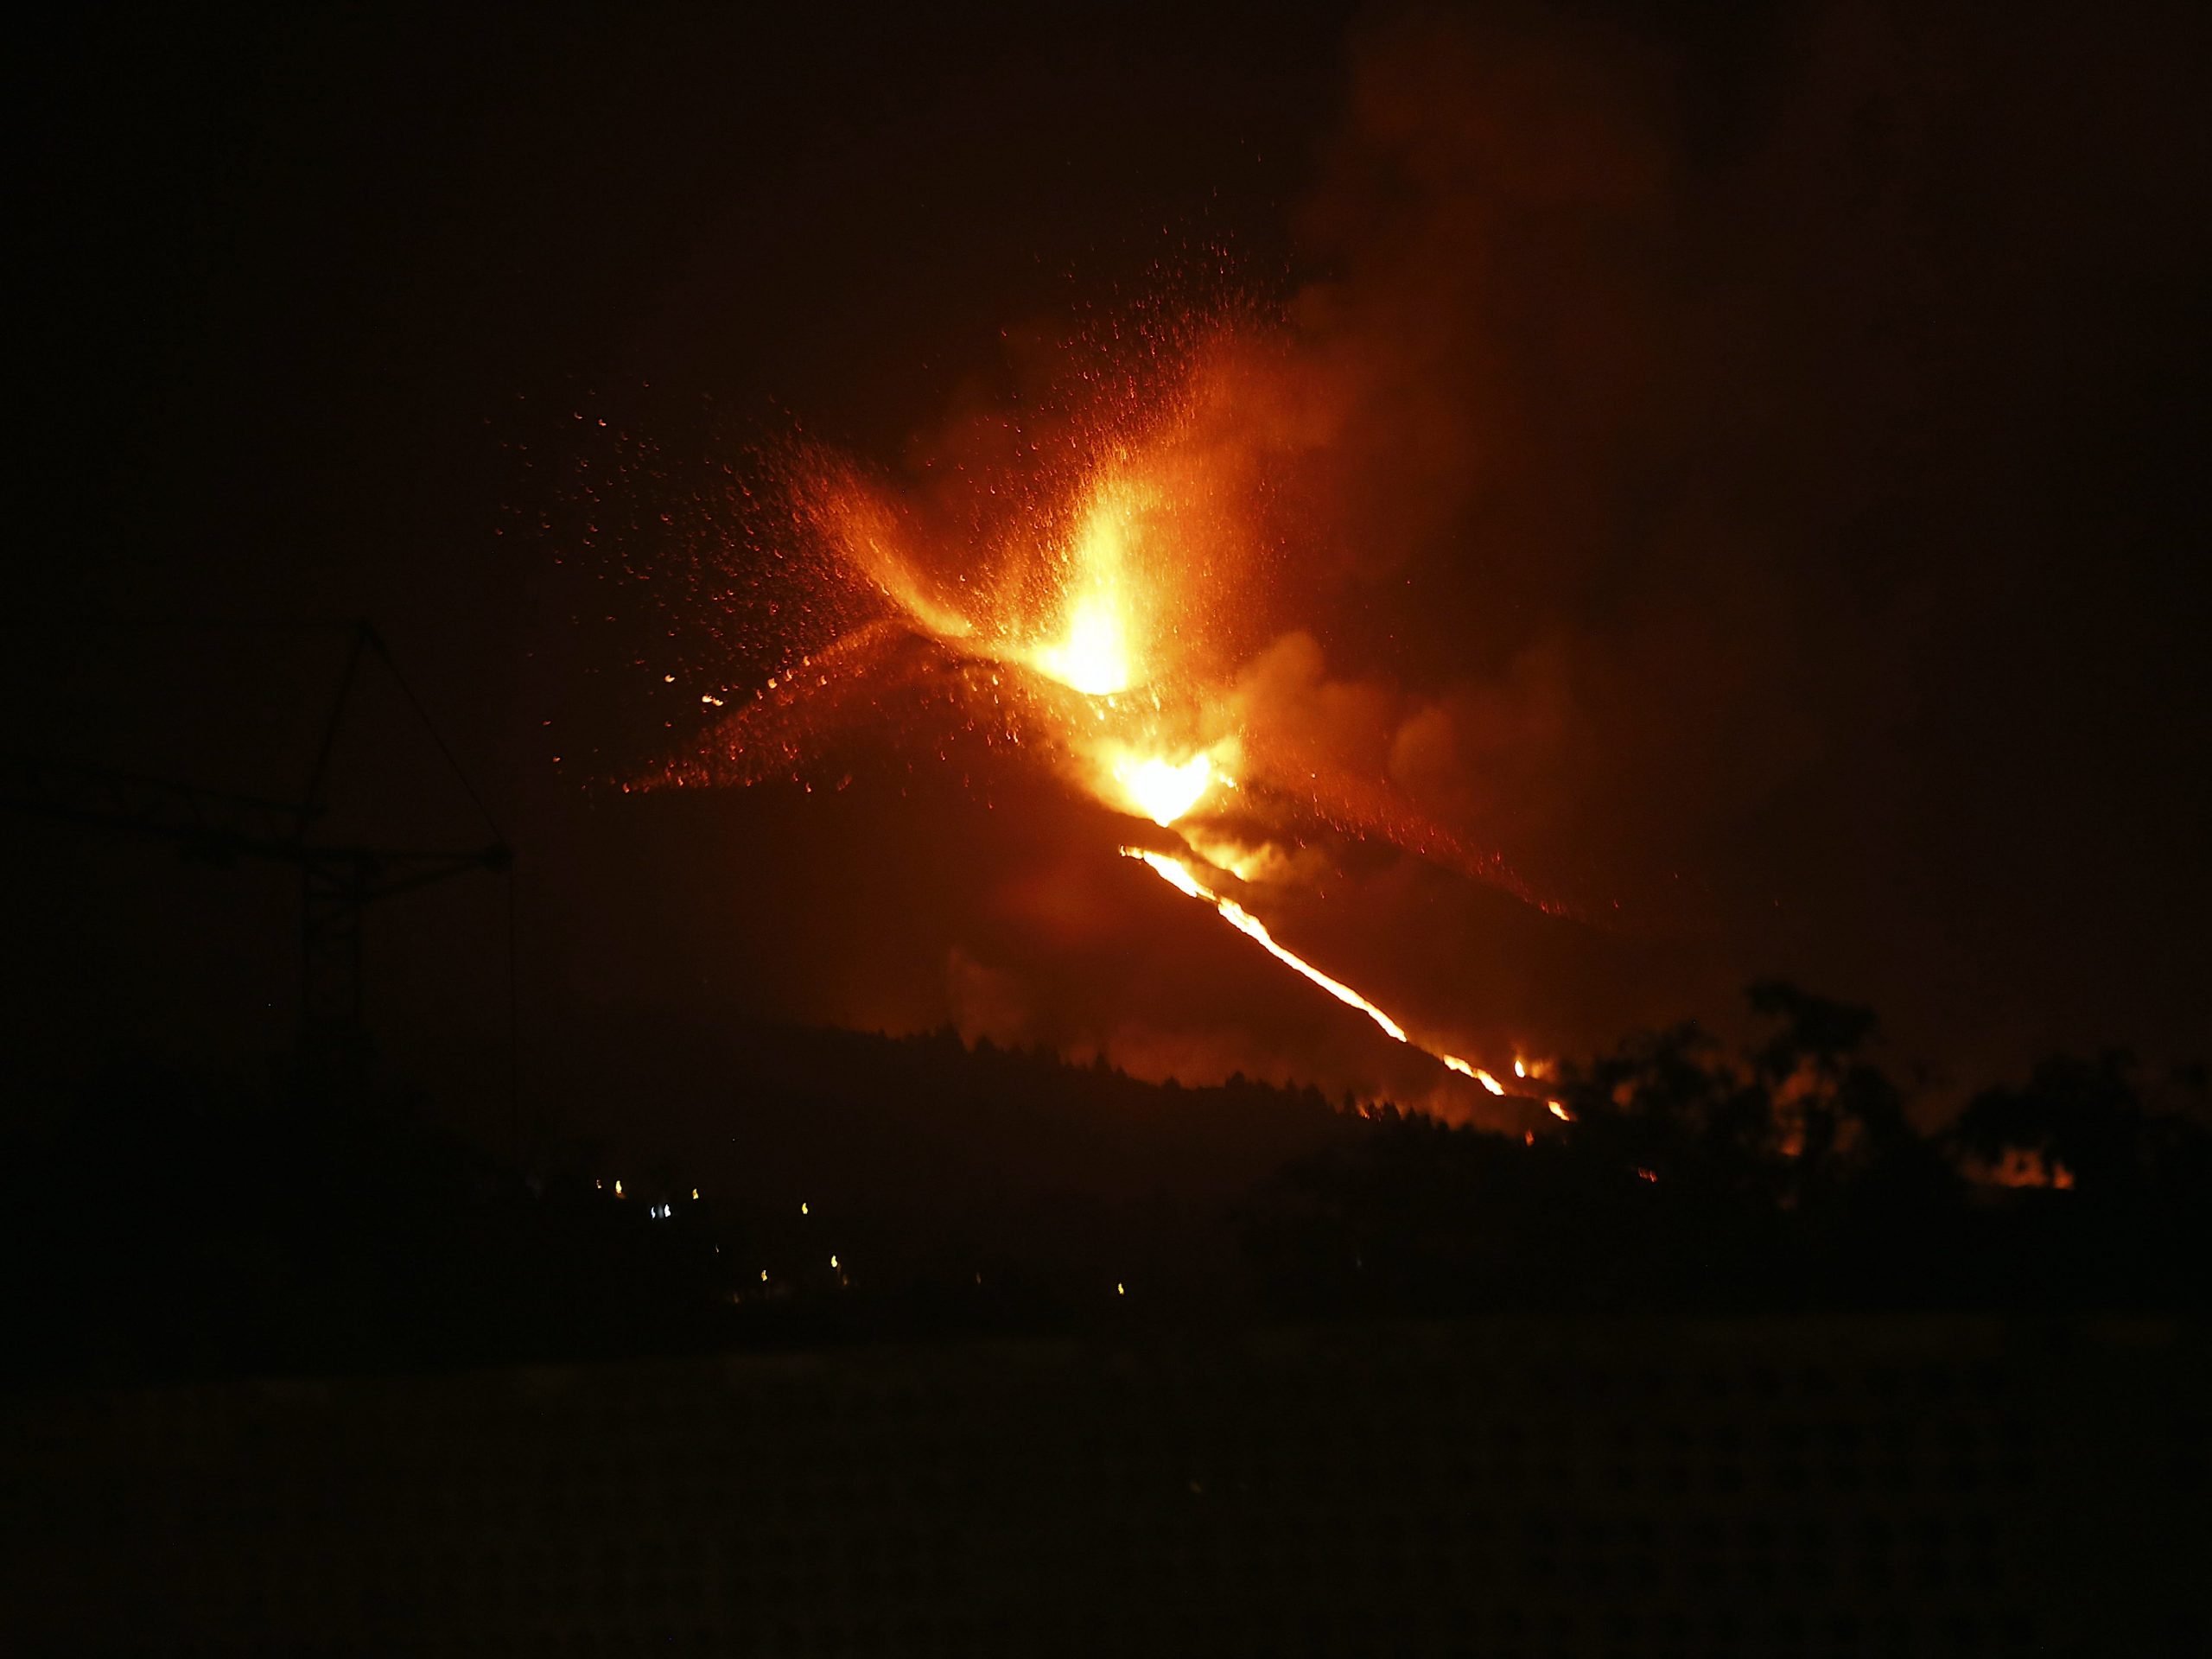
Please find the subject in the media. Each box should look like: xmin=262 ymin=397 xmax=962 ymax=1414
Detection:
xmin=6 ymin=1315 xmax=2205 ymax=1656
xmin=6 ymin=1008 xmax=2208 ymax=1653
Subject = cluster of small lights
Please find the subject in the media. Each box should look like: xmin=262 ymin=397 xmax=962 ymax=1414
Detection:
xmin=576 ymin=1181 xmax=1193 ymax=1306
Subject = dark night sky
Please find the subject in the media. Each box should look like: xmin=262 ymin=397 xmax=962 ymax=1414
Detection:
xmin=7 ymin=2 xmax=2209 ymax=1136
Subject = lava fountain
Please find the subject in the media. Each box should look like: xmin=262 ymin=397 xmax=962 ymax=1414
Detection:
xmin=637 ymin=313 xmax=1551 ymax=1105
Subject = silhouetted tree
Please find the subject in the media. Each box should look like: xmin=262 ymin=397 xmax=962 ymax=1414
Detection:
xmin=1241 ymin=981 xmax=2212 ymax=1317
xmin=1951 ymin=1051 xmax=2144 ymax=1194
xmin=1552 ymin=982 xmax=1910 ymax=1213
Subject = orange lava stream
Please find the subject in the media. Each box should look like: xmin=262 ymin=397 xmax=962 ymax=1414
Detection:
xmin=1122 ymin=847 xmax=1509 ymax=1094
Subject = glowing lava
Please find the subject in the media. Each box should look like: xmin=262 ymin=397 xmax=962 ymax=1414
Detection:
xmin=1022 ymin=474 xmax=1152 ymax=697
xmin=1109 ymin=750 xmax=1217 ymax=826
xmin=1122 ymin=847 xmax=1408 ymax=1041
xmin=1440 ymin=1055 xmax=1509 ymax=1096
xmin=1122 ymin=847 xmax=1516 ymax=1091
xmin=1033 ymin=593 xmax=1134 ymax=697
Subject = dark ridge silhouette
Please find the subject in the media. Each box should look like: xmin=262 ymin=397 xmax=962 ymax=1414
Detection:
xmin=5 ymin=988 xmax=2206 ymax=1390
xmin=0 ymin=1032 xmax=1357 ymax=1390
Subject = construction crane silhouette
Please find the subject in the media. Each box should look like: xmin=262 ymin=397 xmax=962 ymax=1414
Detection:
xmin=0 ymin=621 xmax=512 ymax=1064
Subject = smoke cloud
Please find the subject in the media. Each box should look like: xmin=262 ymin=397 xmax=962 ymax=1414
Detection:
xmin=1103 ymin=2 xmax=2212 ymax=1079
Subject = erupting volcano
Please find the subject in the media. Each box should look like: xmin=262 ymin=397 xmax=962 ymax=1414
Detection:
xmin=633 ymin=313 xmax=1560 ymax=1114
